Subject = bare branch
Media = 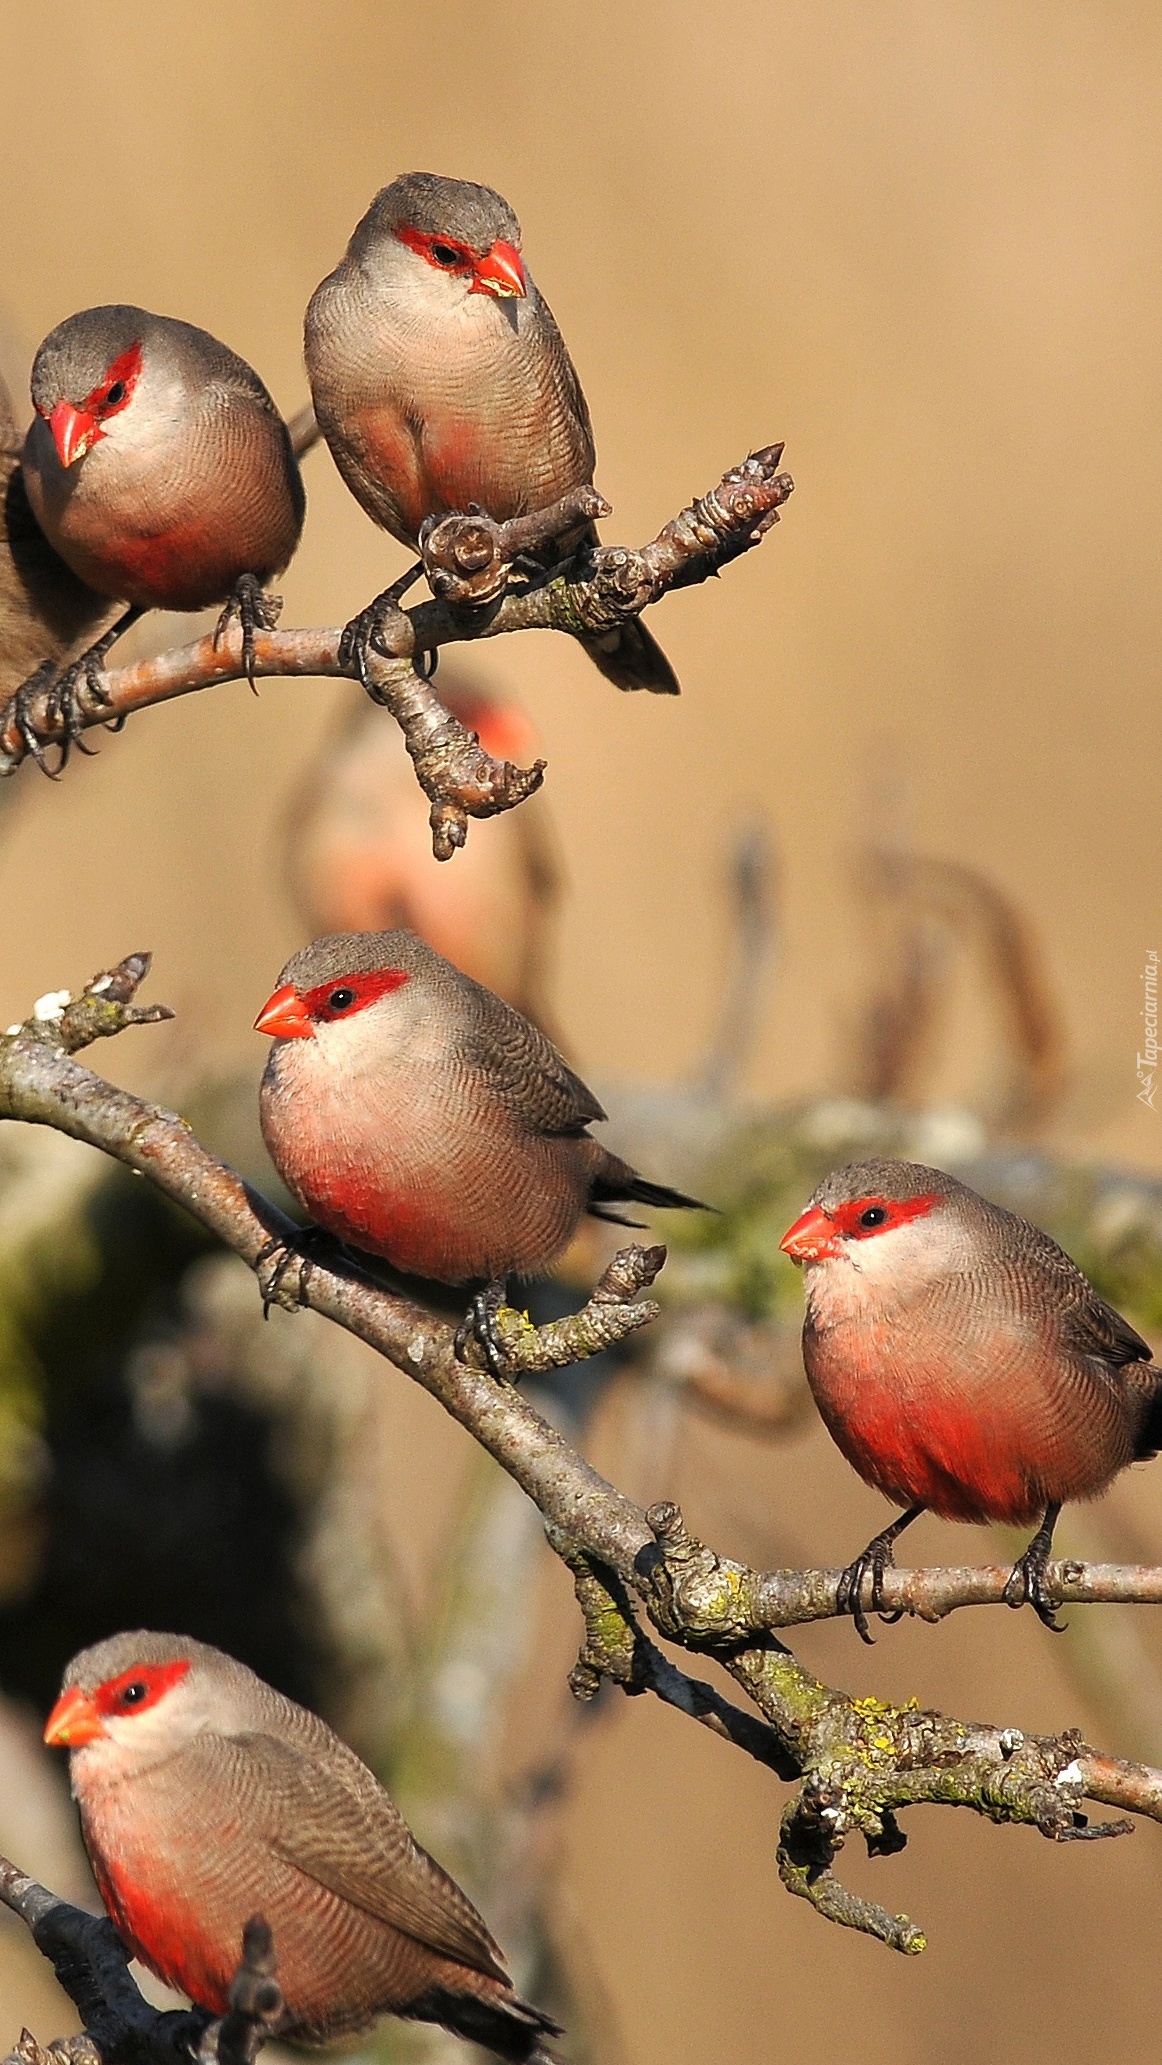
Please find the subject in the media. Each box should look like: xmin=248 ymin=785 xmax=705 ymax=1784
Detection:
xmin=4 ymin=952 xmax=1162 ymax=1959
xmin=0 ymin=447 xmax=793 ymax=859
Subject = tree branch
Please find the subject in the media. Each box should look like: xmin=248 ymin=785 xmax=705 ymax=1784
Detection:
xmin=0 ymin=1857 xmax=282 ymax=2065
xmin=0 ymin=447 xmax=793 ymax=860
xmin=3 ymin=952 xmax=1162 ymax=1960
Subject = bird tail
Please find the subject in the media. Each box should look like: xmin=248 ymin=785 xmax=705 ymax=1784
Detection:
xmin=410 ymin=1982 xmax=563 ymax=2062
xmin=587 ymin=1163 xmax=712 ymax=1227
xmin=578 ymin=617 xmax=680 ymax=694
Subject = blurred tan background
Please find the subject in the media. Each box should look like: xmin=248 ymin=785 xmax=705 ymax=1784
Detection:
xmin=2 ymin=4 xmax=1162 ymax=2062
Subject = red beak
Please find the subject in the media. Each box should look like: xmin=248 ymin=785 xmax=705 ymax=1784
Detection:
xmin=471 ymin=239 xmax=527 ymax=299
xmin=44 ymin=1685 xmax=104 ymax=1748
xmin=253 ymin=984 xmax=315 ymax=1040
xmin=780 ymin=1205 xmax=841 ymax=1263
xmin=48 ymin=400 xmax=99 ymax=468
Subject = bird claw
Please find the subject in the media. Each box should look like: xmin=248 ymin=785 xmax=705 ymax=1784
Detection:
xmin=836 ymin=1541 xmax=902 ymax=1646
xmin=9 ymin=660 xmax=68 ymax=777
xmin=214 ymin=574 xmax=282 ymax=690
xmin=835 ymin=1505 xmax=923 ymax=1643
xmin=1002 ymin=1502 xmax=1064 ymax=1630
xmin=454 ymin=1279 xmax=511 ymax=1380
xmin=1003 ymin=1546 xmax=1064 ymax=1630
xmin=254 ymin=1225 xmax=337 ymax=1315
xmin=9 ymin=621 xmax=130 ymax=778
xmin=338 ymin=562 xmax=429 ymax=695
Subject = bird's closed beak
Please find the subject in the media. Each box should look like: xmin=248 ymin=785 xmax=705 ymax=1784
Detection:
xmin=780 ymin=1205 xmax=841 ymax=1263
xmin=254 ymin=984 xmax=315 ymax=1040
xmin=472 ymin=240 xmax=527 ymax=299
xmin=48 ymin=400 xmax=99 ymax=468
xmin=44 ymin=1686 xmax=105 ymax=1748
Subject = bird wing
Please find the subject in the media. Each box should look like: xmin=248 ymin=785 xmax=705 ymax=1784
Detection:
xmin=215 ymin=1732 xmax=509 ymax=1983
xmin=460 ymin=974 xmax=607 ymax=1136
xmin=984 ymin=1205 xmax=1152 ymax=1368
xmin=527 ymin=287 xmax=597 ymax=485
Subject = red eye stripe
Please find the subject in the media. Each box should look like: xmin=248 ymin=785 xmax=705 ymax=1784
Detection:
xmin=93 ymin=1658 xmax=190 ymax=1718
xmin=830 ymin=1193 xmax=941 ymax=1240
xmin=302 ymin=968 xmax=410 ymax=1023
xmin=393 ymin=223 xmax=478 ymax=275
xmin=80 ymin=340 xmax=143 ymax=421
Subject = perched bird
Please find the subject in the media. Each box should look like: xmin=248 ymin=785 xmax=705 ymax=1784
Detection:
xmin=284 ymin=674 xmax=564 ymax=1033
xmin=0 ymin=376 xmax=121 ymax=767
xmin=305 ymin=172 xmax=677 ymax=695
xmin=256 ymin=928 xmax=705 ymax=1367
xmin=780 ymin=1158 xmax=1161 ymax=1640
xmin=45 ymin=1630 xmax=559 ymax=2060
xmin=16 ymin=304 xmax=305 ymax=755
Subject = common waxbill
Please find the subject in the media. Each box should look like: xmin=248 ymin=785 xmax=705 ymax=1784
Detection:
xmin=304 ymin=172 xmax=678 ymax=695
xmin=45 ymin=1630 xmax=560 ymax=2060
xmin=285 ymin=677 xmax=563 ymax=1032
xmin=780 ymin=1158 xmax=1161 ymax=1638
xmin=0 ymin=379 xmax=120 ymax=722
xmin=17 ymin=304 xmax=305 ymax=746
xmin=256 ymin=928 xmax=705 ymax=1367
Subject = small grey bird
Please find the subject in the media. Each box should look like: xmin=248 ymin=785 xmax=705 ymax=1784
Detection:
xmin=781 ymin=1157 xmax=1162 ymax=1636
xmin=305 ymin=172 xmax=678 ymax=694
xmin=18 ymin=304 xmax=305 ymax=737
xmin=256 ymin=928 xmax=705 ymax=1365
xmin=46 ymin=1630 xmax=560 ymax=2060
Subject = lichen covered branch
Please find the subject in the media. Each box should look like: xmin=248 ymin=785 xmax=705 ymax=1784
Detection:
xmin=2 ymin=954 xmax=1162 ymax=1959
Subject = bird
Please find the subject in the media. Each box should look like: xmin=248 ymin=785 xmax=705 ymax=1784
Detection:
xmin=0 ymin=375 xmax=122 ymax=773
xmin=284 ymin=672 xmax=564 ymax=1034
xmin=779 ymin=1157 xmax=1161 ymax=1641
xmin=44 ymin=1630 xmax=560 ymax=2061
xmin=15 ymin=303 xmax=306 ymax=763
xmin=255 ymin=927 xmax=706 ymax=1369
xmin=304 ymin=171 xmax=678 ymax=696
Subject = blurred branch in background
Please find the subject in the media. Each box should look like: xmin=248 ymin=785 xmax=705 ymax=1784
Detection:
xmin=852 ymin=849 xmax=1067 ymax=1134
xmin=692 ymin=820 xmax=779 ymax=1106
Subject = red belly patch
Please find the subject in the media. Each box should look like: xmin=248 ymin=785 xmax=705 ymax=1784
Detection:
xmin=294 ymin=1161 xmax=473 ymax=1283
xmin=91 ymin=521 xmax=235 ymax=611
xmin=808 ymin=1339 xmax=1048 ymax=1524
xmin=96 ymin=1852 xmax=234 ymax=2015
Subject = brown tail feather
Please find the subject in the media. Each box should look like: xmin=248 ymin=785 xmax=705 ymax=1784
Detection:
xmin=409 ymin=1982 xmax=562 ymax=2062
xmin=579 ymin=617 xmax=680 ymax=694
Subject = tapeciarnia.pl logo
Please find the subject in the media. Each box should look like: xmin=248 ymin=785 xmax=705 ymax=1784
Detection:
xmin=1138 ymin=950 xmax=1159 ymax=1109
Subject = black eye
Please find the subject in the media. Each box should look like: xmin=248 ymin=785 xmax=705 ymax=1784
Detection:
xmin=859 ymin=1206 xmax=888 ymax=1229
xmin=328 ymin=987 xmax=356 ymax=1012
xmin=120 ymin=1681 xmax=148 ymax=1706
xmin=430 ymin=242 xmax=462 ymax=267
xmin=104 ymin=381 xmax=126 ymax=408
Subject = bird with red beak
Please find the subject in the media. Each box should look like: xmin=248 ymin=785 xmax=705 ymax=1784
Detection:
xmin=304 ymin=171 xmax=678 ymax=694
xmin=780 ymin=1158 xmax=1161 ymax=1640
xmin=255 ymin=928 xmax=706 ymax=1371
xmin=16 ymin=303 xmax=305 ymax=756
xmin=44 ymin=1630 xmax=560 ymax=2060
xmin=285 ymin=678 xmax=564 ymax=1034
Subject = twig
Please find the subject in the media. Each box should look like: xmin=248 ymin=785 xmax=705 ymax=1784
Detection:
xmin=0 ymin=448 xmax=793 ymax=860
xmin=2 ymin=953 xmax=1161 ymax=1957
